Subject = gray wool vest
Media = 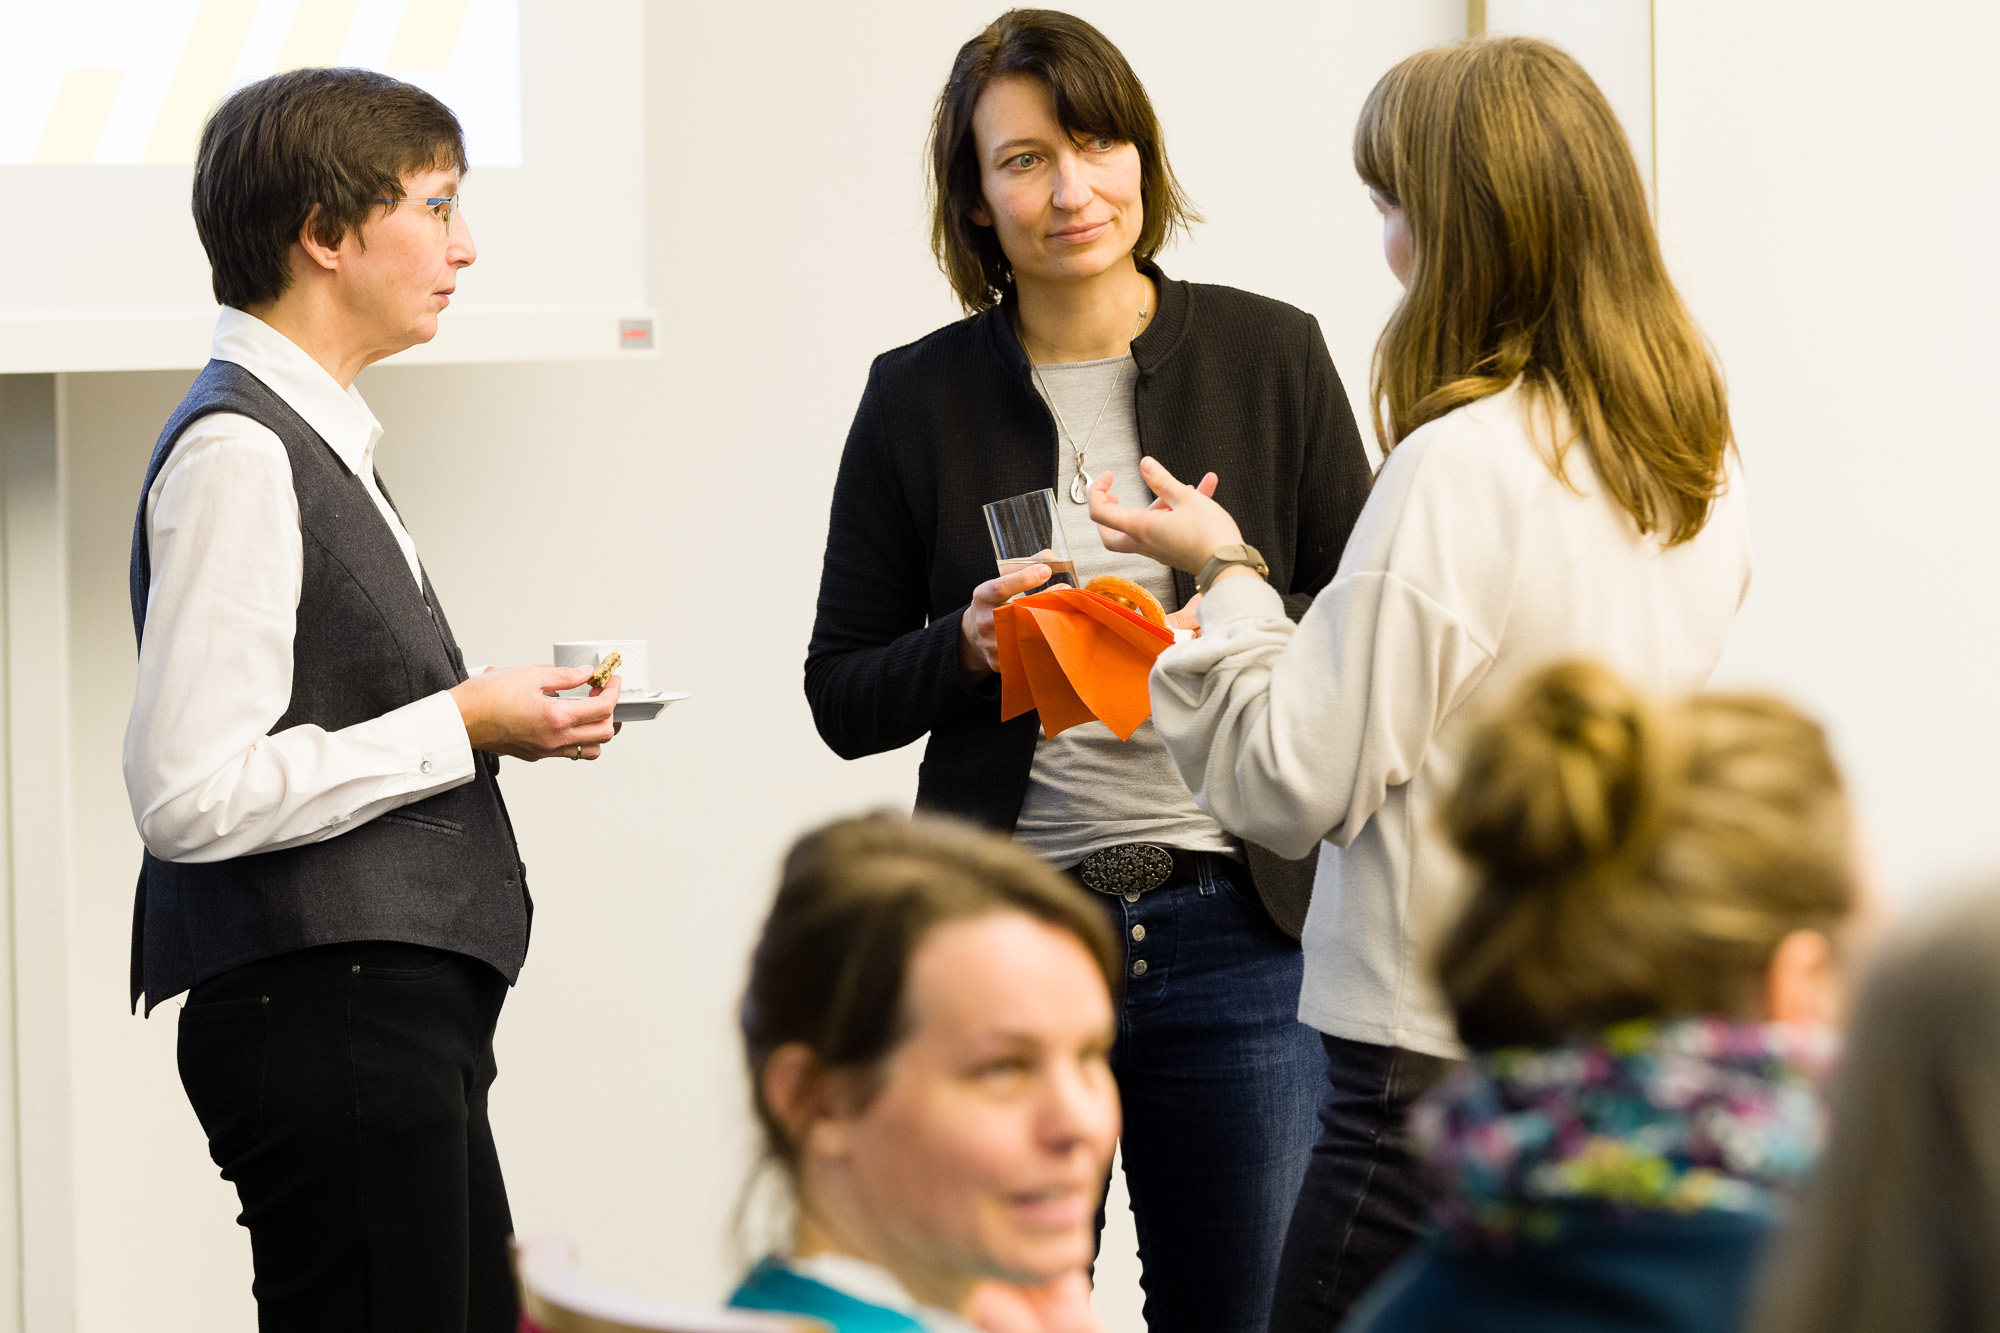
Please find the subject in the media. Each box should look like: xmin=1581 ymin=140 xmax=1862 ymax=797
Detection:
xmin=128 ymin=359 xmax=529 ymax=1013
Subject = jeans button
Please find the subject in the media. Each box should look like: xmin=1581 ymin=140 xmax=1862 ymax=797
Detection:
xmin=1132 ymin=959 xmax=1148 ymax=976
xmin=1131 ymin=924 xmax=1146 ymax=941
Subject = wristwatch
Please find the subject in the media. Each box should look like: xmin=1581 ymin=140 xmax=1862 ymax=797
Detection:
xmin=1196 ymin=543 xmax=1269 ymax=595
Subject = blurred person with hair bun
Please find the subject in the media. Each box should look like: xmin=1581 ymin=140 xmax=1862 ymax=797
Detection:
xmin=1087 ymin=36 xmax=1755 ymax=1325
xmin=728 ymin=814 xmax=1122 ymax=1333
xmin=1344 ymin=660 xmax=1867 ymax=1332
xmin=1749 ymin=887 xmax=2000 ymax=1333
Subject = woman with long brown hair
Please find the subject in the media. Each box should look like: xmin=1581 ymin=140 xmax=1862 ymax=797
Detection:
xmin=1088 ymin=37 xmax=1754 ymax=1327
xmin=803 ymin=11 xmax=1375 ymax=1330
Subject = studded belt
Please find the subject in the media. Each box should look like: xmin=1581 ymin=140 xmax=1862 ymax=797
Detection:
xmin=1068 ymin=843 xmax=1204 ymax=898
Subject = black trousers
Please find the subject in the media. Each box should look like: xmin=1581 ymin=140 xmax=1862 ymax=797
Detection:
xmin=176 ymin=941 xmax=516 ymax=1332
xmin=1267 ymin=1033 xmax=1457 ymax=1332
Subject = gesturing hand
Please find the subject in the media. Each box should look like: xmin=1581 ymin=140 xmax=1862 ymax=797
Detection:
xmin=960 ymin=562 xmax=1054 ymax=681
xmin=448 ymin=665 xmax=621 ymax=761
xmin=1087 ymin=459 xmax=1240 ymax=575
xmin=966 ymin=1273 xmax=1103 ymax=1333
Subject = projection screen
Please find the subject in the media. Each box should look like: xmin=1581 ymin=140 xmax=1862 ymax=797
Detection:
xmin=0 ymin=0 xmax=651 ymax=372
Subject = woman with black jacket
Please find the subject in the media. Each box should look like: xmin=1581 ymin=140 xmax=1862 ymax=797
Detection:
xmin=803 ymin=13 xmax=1372 ymax=1331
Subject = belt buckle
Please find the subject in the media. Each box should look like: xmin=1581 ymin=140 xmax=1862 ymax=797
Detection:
xmin=1079 ymin=843 xmax=1176 ymax=896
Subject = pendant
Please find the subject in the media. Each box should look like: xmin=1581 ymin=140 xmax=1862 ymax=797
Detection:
xmin=1070 ymin=467 xmax=1091 ymax=504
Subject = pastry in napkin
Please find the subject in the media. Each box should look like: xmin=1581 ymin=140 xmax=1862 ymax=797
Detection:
xmin=993 ymin=587 xmax=1176 ymax=741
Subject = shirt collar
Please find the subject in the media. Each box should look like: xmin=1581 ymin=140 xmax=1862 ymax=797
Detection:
xmin=783 ymin=1254 xmax=980 ymax=1333
xmin=210 ymin=307 xmax=385 ymax=481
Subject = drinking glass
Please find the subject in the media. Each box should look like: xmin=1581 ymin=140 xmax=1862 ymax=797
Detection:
xmin=983 ymin=488 xmax=1077 ymax=594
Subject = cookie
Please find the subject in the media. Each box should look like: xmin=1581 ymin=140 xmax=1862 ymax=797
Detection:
xmin=1085 ymin=576 xmax=1167 ymax=626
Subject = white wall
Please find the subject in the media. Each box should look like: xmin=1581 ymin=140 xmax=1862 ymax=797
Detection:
xmin=44 ymin=1 xmax=2000 ymax=1329
xmin=1656 ymin=1 xmax=2000 ymax=897
xmin=48 ymin=3 xmax=1458 ymax=1329
xmin=1483 ymin=0 xmax=1654 ymax=192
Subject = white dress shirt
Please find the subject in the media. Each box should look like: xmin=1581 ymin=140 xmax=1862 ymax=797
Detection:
xmin=122 ymin=308 xmax=475 ymax=864
xmin=1151 ymin=382 xmax=1753 ymax=1058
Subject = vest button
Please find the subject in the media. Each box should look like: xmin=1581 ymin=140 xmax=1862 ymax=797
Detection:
xmin=1131 ymin=959 xmax=1148 ymax=977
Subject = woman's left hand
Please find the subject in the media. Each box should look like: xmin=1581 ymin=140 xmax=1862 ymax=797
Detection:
xmin=1087 ymin=458 xmax=1242 ymax=575
xmin=965 ymin=1273 xmax=1102 ymax=1333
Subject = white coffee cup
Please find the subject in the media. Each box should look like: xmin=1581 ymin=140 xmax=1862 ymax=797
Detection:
xmin=554 ymin=640 xmax=649 ymax=697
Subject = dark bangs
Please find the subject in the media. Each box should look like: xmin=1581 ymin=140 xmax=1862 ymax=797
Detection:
xmin=928 ymin=8 xmax=1198 ymax=313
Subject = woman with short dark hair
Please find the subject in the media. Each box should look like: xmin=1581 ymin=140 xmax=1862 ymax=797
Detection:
xmin=802 ymin=10 xmax=1373 ymax=1329
xmin=130 ymin=66 xmax=619 ymax=1331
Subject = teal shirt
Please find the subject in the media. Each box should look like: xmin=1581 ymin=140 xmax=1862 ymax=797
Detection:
xmin=729 ymin=1259 xmax=927 ymax=1332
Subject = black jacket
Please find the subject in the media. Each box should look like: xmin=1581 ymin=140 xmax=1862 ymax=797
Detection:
xmin=803 ymin=264 xmax=1373 ymax=935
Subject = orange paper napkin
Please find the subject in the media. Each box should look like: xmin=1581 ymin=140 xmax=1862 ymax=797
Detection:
xmin=994 ymin=588 xmax=1176 ymax=740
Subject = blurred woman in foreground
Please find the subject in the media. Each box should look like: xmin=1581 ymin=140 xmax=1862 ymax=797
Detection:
xmin=1087 ymin=36 xmax=1753 ymax=1325
xmin=729 ymin=815 xmax=1120 ymax=1333
xmin=1751 ymin=888 xmax=2000 ymax=1333
xmin=1345 ymin=661 xmax=1863 ymax=1332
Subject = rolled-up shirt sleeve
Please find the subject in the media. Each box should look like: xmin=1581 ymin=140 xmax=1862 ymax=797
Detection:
xmin=122 ymin=415 xmax=476 ymax=864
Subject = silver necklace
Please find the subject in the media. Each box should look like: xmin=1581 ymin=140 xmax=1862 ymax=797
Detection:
xmin=1031 ymin=300 xmax=1149 ymax=503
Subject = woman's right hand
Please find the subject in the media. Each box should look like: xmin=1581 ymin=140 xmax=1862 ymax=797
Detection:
xmin=960 ymin=563 xmax=1051 ymax=680
xmin=449 ymin=665 xmax=620 ymax=760
xmin=1087 ymin=460 xmax=1235 ymax=574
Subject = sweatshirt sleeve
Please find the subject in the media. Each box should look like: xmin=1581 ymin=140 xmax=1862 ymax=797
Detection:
xmin=1149 ymin=429 xmax=1509 ymax=860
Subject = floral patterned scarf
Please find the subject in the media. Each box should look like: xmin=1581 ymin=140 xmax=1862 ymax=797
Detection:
xmin=1411 ymin=1017 xmax=1837 ymax=1244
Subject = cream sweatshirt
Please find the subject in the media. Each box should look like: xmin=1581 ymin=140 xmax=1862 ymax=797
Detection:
xmin=1151 ymin=382 xmax=1753 ymax=1058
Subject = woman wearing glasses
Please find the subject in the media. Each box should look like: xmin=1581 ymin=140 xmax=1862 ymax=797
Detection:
xmin=802 ymin=11 xmax=1372 ymax=1331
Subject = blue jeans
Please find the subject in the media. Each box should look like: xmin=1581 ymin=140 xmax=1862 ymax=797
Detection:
xmin=1090 ymin=854 xmax=1325 ymax=1333
xmin=1267 ymin=1033 xmax=1457 ymax=1331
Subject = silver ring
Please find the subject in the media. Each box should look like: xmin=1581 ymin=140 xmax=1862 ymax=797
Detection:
xmin=572 ymin=744 xmax=582 ymax=761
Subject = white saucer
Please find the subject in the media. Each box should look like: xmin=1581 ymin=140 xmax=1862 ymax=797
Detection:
xmin=614 ymin=690 xmax=690 ymax=723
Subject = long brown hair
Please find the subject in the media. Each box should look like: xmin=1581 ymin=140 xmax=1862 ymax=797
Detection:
xmin=928 ymin=8 xmax=1198 ymax=313
xmin=740 ymin=813 xmax=1119 ymax=1177
xmin=1751 ymin=888 xmax=2000 ymax=1333
xmin=1355 ymin=38 xmax=1730 ymax=545
xmin=1438 ymin=661 xmax=1854 ymax=1046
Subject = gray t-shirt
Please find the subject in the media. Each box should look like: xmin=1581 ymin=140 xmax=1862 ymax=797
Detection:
xmin=1014 ymin=354 xmax=1238 ymax=868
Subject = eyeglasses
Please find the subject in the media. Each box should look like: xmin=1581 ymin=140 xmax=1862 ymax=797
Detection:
xmin=371 ymin=194 xmax=459 ymax=229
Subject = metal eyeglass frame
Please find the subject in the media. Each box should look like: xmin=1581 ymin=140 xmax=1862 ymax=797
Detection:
xmin=369 ymin=194 xmax=459 ymax=228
